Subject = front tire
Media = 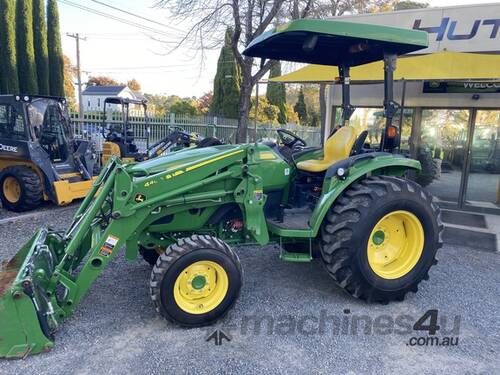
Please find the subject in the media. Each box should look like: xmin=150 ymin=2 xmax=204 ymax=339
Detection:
xmin=150 ymin=235 xmax=242 ymax=326
xmin=320 ymin=176 xmax=443 ymax=303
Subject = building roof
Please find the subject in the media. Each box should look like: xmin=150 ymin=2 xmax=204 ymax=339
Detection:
xmin=81 ymin=85 xmax=127 ymax=96
xmin=270 ymin=52 xmax=500 ymax=83
xmin=133 ymin=91 xmax=146 ymax=100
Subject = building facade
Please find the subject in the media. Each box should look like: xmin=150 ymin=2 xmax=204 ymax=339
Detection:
xmin=323 ymin=4 xmax=500 ymax=213
xmin=81 ymin=85 xmax=136 ymax=112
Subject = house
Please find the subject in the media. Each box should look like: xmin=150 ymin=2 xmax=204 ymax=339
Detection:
xmin=81 ymin=85 xmax=136 ymax=112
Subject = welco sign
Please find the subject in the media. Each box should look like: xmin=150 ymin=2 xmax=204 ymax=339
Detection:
xmin=332 ymin=3 xmax=500 ymax=54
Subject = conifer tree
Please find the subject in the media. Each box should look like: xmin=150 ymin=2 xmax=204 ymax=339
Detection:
xmin=47 ymin=0 xmax=65 ymax=96
xmin=294 ymin=86 xmax=308 ymax=125
xmin=266 ymin=62 xmax=287 ymax=124
xmin=33 ymin=0 xmax=49 ymax=94
xmin=16 ymin=0 xmax=38 ymax=94
xmin=210 ymin=28 xmax=241 ymax=118
xmin=0 ymin=0 xmax=19 ymax=94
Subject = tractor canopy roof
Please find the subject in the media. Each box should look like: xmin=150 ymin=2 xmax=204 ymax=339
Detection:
xmin=243 ymin=19 xmax=428 ymax=66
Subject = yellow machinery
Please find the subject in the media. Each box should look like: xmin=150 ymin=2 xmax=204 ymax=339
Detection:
xmin=0 ymin=95 xmax=97 ymax=211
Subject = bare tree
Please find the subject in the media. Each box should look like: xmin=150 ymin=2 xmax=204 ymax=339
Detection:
xmin=156 ymin=0 xmax=390 ymax=142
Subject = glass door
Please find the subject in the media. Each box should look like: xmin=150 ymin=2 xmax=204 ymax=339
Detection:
xmin=465 ymin=110 xmax=500 ymax=209
xmin=418 ymin=109 xmax=470 ymax=204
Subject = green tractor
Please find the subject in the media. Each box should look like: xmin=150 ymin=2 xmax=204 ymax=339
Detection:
xmin=0 ymin=19 xmax=443 ymax=358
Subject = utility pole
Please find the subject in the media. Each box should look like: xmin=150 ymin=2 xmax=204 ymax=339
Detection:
xmin=67 ymin=33 xmax=86 ymax=119
xmin=253 ymin=81 xmax=259 ymax=142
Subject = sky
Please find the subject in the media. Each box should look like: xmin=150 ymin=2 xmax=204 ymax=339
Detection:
xmin=58 ymin=0 xmax=500 ymax=98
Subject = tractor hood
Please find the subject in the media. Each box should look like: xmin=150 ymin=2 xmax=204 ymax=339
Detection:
xmin=127 ymin=145 xmax=244 ymax=176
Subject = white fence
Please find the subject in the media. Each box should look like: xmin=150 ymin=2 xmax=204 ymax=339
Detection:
xmin=70 ymin=112 xmax=322 ymax=152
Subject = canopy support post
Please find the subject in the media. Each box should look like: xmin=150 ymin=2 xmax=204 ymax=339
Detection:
xmin=339 ymin=65 xmax=355 ymax=128
xmin=381 ymin=53 xmax=400 ymax=151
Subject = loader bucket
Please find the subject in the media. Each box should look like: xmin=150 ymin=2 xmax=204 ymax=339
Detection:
xmin=0 ymin=157 xmax=121 ymax=359
xmin=0 ymin=229 xmax=57 ymax=358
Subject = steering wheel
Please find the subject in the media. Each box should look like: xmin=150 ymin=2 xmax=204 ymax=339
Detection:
xmin=277 ymin=129 xmax=307 ymax=150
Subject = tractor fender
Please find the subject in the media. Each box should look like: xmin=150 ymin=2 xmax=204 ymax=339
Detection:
xmin=308 ymin=152 xmax=421 ymax=236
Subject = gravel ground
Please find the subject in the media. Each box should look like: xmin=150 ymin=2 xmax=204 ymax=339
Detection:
xmin=0 ymin=205 xmax=499 ymax=375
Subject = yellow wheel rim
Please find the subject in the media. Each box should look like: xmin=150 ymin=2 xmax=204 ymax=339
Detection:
xmin=367 ymin=210 xmax=424 ymax=279
xmin=3 ymin=176 xmax=21 ymax=203
xmin=173 ymin=260 xmax=229 ymax=314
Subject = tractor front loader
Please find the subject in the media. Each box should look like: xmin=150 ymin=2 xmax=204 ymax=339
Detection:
xmin=1 ymin=19 xmax=443 ymax=359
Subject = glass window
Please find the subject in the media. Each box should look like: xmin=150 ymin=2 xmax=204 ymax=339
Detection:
xmin=418 ymin=109 xmax=470 ymax=203
xmin=27 ymin=98 xmax=71 ymax=161
xmin=465 ymin=110 xmax=500 ymax=209
xmin=342 ymin=108 xmax=413 ymax=150
xmin=28 ymin=98 xmax=71 ymax=138
xmin=0 ymin=104 xmax=26 ymax=140
xmin=394 ymin=109 xmax=414 ymax=152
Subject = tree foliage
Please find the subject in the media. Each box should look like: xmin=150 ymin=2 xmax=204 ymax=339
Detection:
xmin=87 ymin=76 xmax=144 ymax=92
xmin=285 ymin=104 xmax=299 ymax=124
xmin=249 ymin=96 xmax=280 ymax=125
xmin=47 ymin=0 xmax=64 ymax=96
xmin=393 ymin=1 xmax=428 ymax=11
xmin=127 ymin=78 xmax=141 ymax=91
xmin=266 ymin=62 xmax=287 ymax=124
xmin=196 ymin=91 xmax=213 ymax=114
xmin=0 ymin=0 xmax=19 ymax=94
xmin=87 ymin=76 xmax=120 ymax=86
xmin=287 ymin=84 xmax=322 ymax=127
xmin=294 ymin=87 xmax=308 ymax=125
xmin=156 ymin=0 xmax=390 ymax=141
xmin=169 ymin=99 xmax=198 ymax=116
xmin=144 ymin=94 xmax=184 ymax=114
xmin=33 ymin=0 xmax=49 ymax=94
xmin=16 ymin=0 xmax=38 ymax=94
xmin=63 ymin=55 xmax=76 ymax=110
xmin=210 ymin=27 xmax=241 ymax=118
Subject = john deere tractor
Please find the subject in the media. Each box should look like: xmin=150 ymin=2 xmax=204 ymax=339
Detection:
xmin=0 ymin=19 xmax=443 ymax=358
xmin=0 ymin=95 xmax=97 ymax=212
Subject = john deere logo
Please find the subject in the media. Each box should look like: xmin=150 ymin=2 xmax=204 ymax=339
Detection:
xmin=0 ymin=143 xmax=18 ymax=152
xmin=135 ymin=194 xmax=146 ymax=203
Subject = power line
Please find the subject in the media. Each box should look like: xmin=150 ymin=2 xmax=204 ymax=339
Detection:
xmin=85 ymin=69 xmax=196 ymax=75
xmin=59 ymin=1 xmax=220 ymax=45
xmin=82 ymin=35 xmax=179 ymax=43
xmin=58 ymin=0 xmax=181 ymax=40
xmin=86 ymin=64 xmax=197 ymax=71
xmin=89 ymin=0 xmax=185 ymax=33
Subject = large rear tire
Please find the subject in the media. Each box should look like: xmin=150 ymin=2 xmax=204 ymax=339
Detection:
xmin=320 ymin=176 xmax=443 ymax=303
xmin=0 ymin=166 xmax=43 ymax=212
xmin=150 ymin=235 xmax=242 ymax=327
